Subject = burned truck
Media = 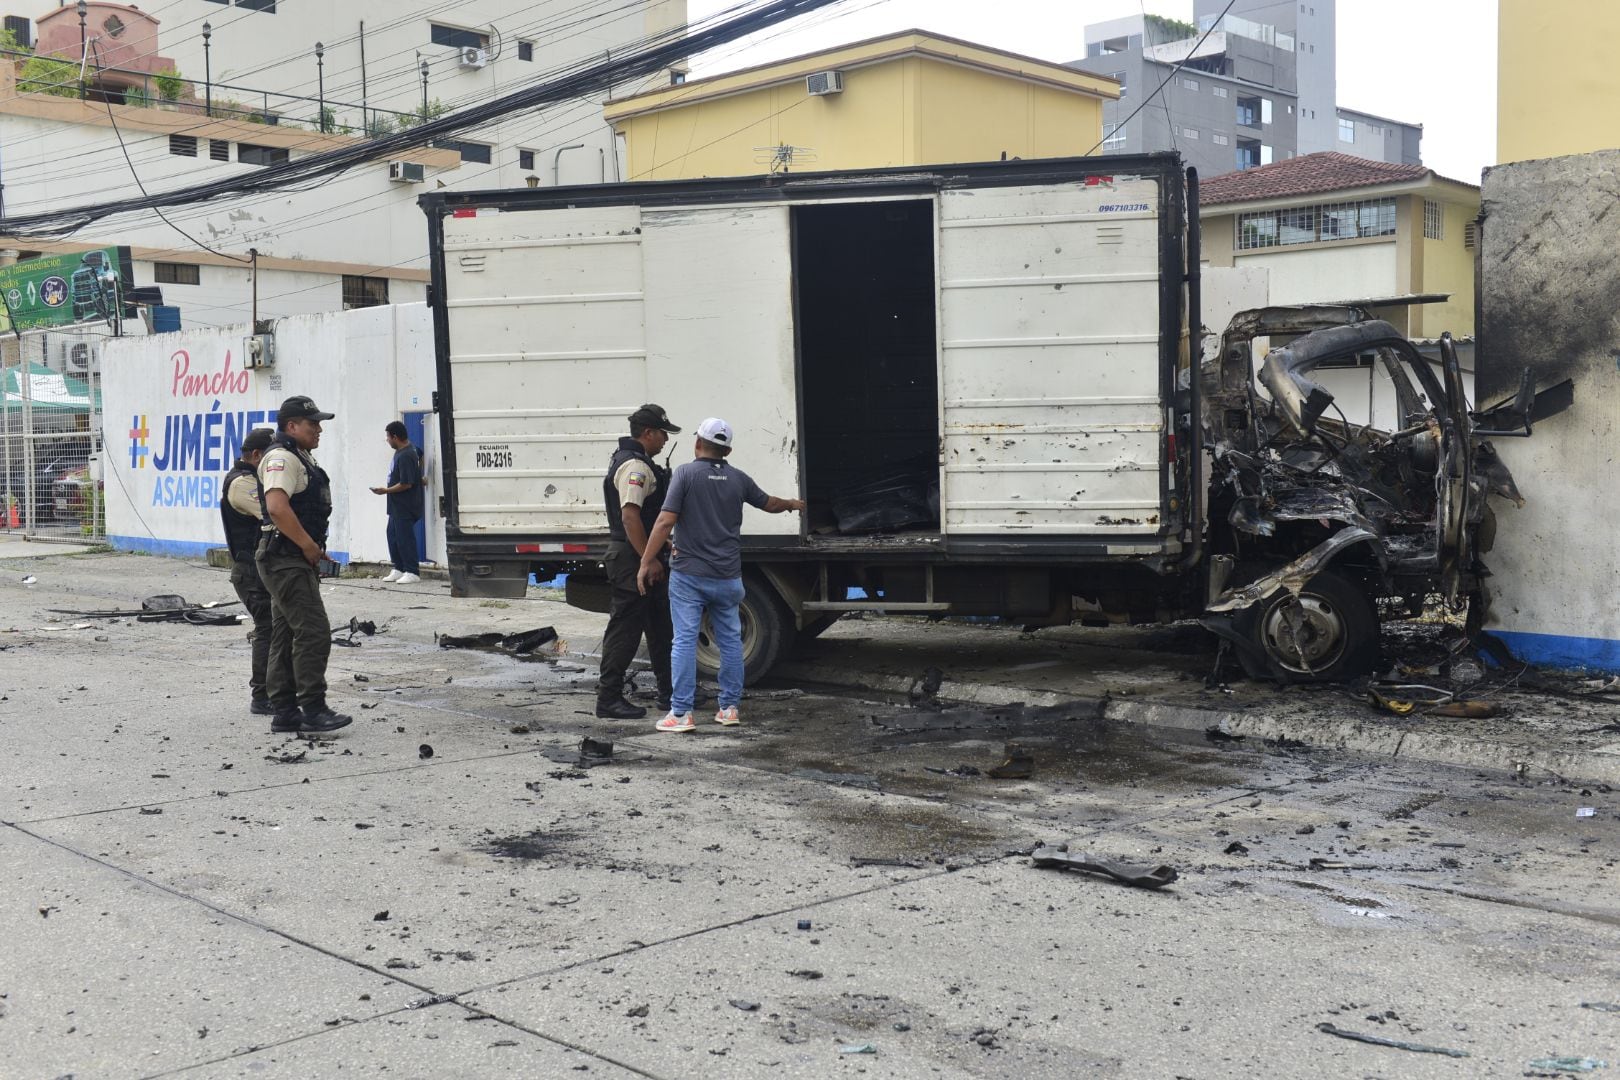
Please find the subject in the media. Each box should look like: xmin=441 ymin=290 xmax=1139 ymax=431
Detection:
xmin=421 ymin=155 xmax=1534 ymax=684
xmin=1198 ymin=302 xmax=1539 ymax=681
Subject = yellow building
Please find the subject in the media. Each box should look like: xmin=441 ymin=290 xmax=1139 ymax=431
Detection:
xmin=603 ymin=30 xmax=1118 ymax=179
xmin=1199 ymin=152 xmax=1480 ymax=338
xmin=1498 ymin=0 xmax=1620 ymax=163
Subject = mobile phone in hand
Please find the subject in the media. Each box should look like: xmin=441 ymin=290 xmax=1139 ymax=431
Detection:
xmin=317 ymin=558 xmax=341 ymax=578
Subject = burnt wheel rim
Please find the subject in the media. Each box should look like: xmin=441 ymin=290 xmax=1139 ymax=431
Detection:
xmin=1260 ymin=594 xmax=1349 ymax=674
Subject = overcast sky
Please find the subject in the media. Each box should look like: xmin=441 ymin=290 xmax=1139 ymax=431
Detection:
xmin=686 ymin=0 xmax=1497 ymax=182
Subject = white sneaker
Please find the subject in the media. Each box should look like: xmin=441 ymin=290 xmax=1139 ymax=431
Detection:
xmin=381 ymin=570 xmax=402 ymax=582
xmin=656 ymin=711 xmax=695 ymax=733
xmin=714 ymin=706 xmax=740 ymax=727
xmin=396 ymin=573 xmax=422 ymax=584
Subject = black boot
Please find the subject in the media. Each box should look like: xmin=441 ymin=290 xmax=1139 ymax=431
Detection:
xmin=595 ymin=697 xmax=647 ymax=720
xmin=270 ymin=708 xmax=303 ymax=734
xmin=299 ymin=705 xmax=353 ymax=734
xmin=250 ymin=697 xmax=276 ymax=716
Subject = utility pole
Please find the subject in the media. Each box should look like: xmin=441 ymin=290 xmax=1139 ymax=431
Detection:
xmin=76 ymin=0 xmax=87 ymax=99
xmin=359 ymin=21 xmax=368 ymax=135
xmin=249 ymin=248 xmax=259 ymax=329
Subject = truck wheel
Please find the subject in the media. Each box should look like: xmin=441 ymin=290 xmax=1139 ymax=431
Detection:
xmin=1242 ymin=569 xmax=1379 ymax=682
xmin=695 ymin=573 xmax=791 ymax=686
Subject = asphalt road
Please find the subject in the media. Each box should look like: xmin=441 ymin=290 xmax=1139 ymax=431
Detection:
xmin=2 ymin=551 xmax=1617 ymax=1078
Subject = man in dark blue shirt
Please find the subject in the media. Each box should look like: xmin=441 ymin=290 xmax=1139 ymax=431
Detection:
xmin=637 ymin=417 xmax=803 ymax=732
xmin=371 ymin=420 xmax=424 ymax=583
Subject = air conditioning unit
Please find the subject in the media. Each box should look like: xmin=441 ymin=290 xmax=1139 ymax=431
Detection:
xmin=459 ymin=46 xmax=488 ymax=69
xmin=243 ymin=333 xmax=276 ymax=370
xmin=805 ymin=70 xmax=843 ymax=96
xmin=389 ymin=160 xmax=425 ymax=183
xmin=66 ymin=342 xmax=92 ymax=371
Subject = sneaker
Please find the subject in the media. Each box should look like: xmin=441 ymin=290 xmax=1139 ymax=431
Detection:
xmin=270 ymin=709 xmax=303 ymax=734
xmin=381 ymin=569 xmax=403 ymax=582
xmin=250 ymin=697 xmax=276 ymax=716
xmin=395 ymin=572 xmax=422 ymax=584
xmin=714 ymin=706 xmax=741 ymax=727
xmin=596 ymin=697 xmax=647 ymax=720
xmin=655 ymin=711 xmax=696 ymax=733
xmin=299 ymin=708 xmax=353 ymax=734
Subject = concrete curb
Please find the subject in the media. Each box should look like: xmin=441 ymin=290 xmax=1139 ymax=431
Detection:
xmin=771 ymin=658 xmax=1620 ymax=787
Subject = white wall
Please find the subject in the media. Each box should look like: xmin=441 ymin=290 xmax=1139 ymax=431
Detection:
xmin=1234 ymin=240 xmax=1397 ymax=304
xmin=100 ymin=303 xmax=440 ymax=565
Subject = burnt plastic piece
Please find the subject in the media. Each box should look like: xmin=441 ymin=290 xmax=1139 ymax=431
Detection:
xmin=1029 ymin=845 xmax=1178 ymax=889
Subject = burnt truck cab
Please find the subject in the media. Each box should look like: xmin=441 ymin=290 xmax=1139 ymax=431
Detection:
xmin=1197 ymin=300 xmax=1538 ymax=681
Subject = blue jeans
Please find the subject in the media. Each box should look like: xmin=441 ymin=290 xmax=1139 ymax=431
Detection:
xmin=386 ymin=513 xmax=421 ymax=574
xmin=668 ymin=570 xmax=745 ymax=715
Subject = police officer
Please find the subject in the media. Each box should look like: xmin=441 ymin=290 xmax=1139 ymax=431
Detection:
xmin=256 ymin=395 xmax=351 ymax=736
xmin=221 ymin=427 xmax=276 ymax=715
xmin=596 ymin=404 xmax=681 ymax=719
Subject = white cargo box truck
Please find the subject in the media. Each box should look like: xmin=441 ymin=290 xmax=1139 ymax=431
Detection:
xmin=422 ymin=155 xmax=1210 ymax=680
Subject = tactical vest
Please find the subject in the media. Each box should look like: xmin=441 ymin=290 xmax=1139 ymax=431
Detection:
xmin=257 ymin=433 xmax=333 ymax=555
xmin=602 ymin=437 xmax=667 ymax=542
xmin=219 ymin=458 xmax=264 ymax=562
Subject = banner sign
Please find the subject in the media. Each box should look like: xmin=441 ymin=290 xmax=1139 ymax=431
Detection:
xmin=0 ymin=246 xmax=134 ymax=333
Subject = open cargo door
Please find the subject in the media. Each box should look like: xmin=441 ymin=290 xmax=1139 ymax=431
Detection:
xmin=936 ymin=177 xmax=1170 ymax=535
xmin=441 ymin=205 xmax=647 ymax=534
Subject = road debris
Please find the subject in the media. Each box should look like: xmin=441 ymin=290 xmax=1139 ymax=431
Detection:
xmin=1315 ymin=1022 xmax=1469 ymax=1057
xmin=729 ymin=999 xmax=760 ymax=1012
xmin=418 ymin=744 xmax=434 ymax=760
xmin=436 ymin=626 xmax=558 ymax=655
xmin=1581 ymin=1002 xmax=1620 ymax=1013
xmin=839 ymin=1044 xmax=877 ymax=1054
xmin=1576 ymin=807 xmax=1596 ymax=818
xmin=579 ymin=737 xmax=614 ymax=764
xmin=1030 ymin=845 xmax=1178 ymax=889
xmin=1526 ymin=1057 xmax=1608 ymax=1073
xmin=986 ymin=743 xmax=1034 ymax=780
xmin=265 ymin=750 xmax=308 ymax=765
xmin=908 ymin=666 xmax=944 ymax=706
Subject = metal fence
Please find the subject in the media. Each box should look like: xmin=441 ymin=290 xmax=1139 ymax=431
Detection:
xmin=0 ymin=324 xmax=106 ymax=542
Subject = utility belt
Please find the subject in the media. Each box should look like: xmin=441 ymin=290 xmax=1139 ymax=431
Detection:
xmin=256 ymin=525 xmax=317 ymax=561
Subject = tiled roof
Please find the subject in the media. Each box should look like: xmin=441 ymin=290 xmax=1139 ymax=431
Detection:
xmin=1198 ymin=152 xmax=1448 ymax=206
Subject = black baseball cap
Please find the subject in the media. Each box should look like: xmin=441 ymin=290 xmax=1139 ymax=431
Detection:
xmin=628 ymin=403 xmax=681 ymax=434
xmin=241 ymin=428 xmax=275 ymax=454
xmin=278 ymin=395 xmax=335 ymax=423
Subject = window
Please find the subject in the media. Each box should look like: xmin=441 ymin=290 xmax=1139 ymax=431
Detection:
xmin=1212 ymin=85 xmax=1228 ymax=98
xmin=1236 ymin=95 xmax=1261 ymax=127
xmin=153 ymin=262 xmax=200 ymax=286
xmin=517 ymin=40 xmax=533 ymax=62
xmin=1235 ymin=138 xmax=1261 ymax=170
xmin=518 ymin=149 xmax=535 ymax=171
xmin=1261 ymin=98 xmax=1272 ymax=125
xmin=342 ymin=275 xmax=389 ymax=310
xmin=5 ymin=14 xmax=32 ymax=48
xmin=430 ymin=23 xmax=489 ymax=49
xmin=238 ymin=143 xmax=289 ymax=166
xmin=1102 ymin=122 xmax=1126 ymax=150
xmin=1181 ymin=127 xmax=1200 ymax=140
xmin=235 ymin=0 xmax=277 ymax=11
xmin=1339 ymin=117 xmax=1355 ymax=142
xmin=670 ymin=69 xmax=686 ymax=85
xmin=1260 ymin=143 xmax=1273 ymax=165
xmin=169 ymin=134 xmax=198 ymax=157
xmin=209 ymin=139 xmax=230 ymax=162
xmin=1182 ymin=77 xmax=1199 ymax=91
xmin=103 ymin=14 xmax=125 ymax=37
xmin=1464 ymin=221 xmax=1477 ymax=250
xmin=1109 ymin=71 xmax=1127 ymax=97
xmin=440 ymin=139 xmax=492 ymax=164
xmin=1238 ymin=197 xmax=1399 ymax=250
xmin=1424 ymin=199 xmax=1444 ymax=240
xmin=1212 ymin=132 xmax=1229 ymax=146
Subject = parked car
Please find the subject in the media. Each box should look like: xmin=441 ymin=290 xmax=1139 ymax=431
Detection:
xmin=52 ymin=461 xmax=101 ymax=527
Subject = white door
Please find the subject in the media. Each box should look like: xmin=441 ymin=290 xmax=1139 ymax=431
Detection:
xmin=937 ymin=178 xmax=1169 ymax=535
xmin=442 ymin=205 xmax=646 ymax=533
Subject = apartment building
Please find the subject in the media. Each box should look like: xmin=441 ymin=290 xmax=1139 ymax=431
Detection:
xmin=0 ymin=0 xmax=686 ymax=332
xmin=1071 ymin=0 xmax=1420 ymax=178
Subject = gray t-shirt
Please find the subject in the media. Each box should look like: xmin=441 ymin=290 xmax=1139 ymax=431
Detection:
xmin=663 ymin=457 xmax=768 ymax=579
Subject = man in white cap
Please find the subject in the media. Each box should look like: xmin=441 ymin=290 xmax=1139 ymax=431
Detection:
xmin=637 ymin=417 xmax=803 ymax=732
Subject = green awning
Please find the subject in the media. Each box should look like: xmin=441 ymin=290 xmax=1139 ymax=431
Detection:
xmin=1 ymin=362 xmax=100 ymax=413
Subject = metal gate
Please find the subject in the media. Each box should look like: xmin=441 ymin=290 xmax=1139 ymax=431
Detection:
xmin=0 ymin=325 xmax=106 ymax=541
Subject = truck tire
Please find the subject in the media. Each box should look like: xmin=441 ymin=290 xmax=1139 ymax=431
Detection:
xmin=1240 ymin=568 xmax=1379 ymax=683
xmin=694 ymin=573 xmax=791 ymax=686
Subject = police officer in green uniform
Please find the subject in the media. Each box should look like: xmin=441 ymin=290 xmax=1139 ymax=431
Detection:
xmin=256 ymin=396 xmax=352 ymax=735
xmin=595 ymin=404 xmax=681 ymax=719
xmin=220 ymin=427 xmax=276 ymax=715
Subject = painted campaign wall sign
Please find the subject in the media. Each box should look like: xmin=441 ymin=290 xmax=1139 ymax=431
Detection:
xmin=0 ymin=247 xmax=134 ymax=332
xmin=127 ymin=348 xmax=275 ymax=515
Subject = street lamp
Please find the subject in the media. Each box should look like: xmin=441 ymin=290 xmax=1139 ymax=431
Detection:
xmin=76 ymin=0 xmax=87 ymax=99
xmin=315 ymin=41 xmax=325 ymax=132
xmin=419 ymin=57 xmax=429 ymax=119
xmin=201 ymin=21 xmax=212 ymax=118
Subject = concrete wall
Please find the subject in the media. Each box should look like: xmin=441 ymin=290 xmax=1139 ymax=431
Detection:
xmin=1477 ymin=150 xmax=1620 ymax=670
xmin=100 ymin=303 xmax=440 ymax=567
xmin=1498 ymin=0 xmax=1620 ymax=163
